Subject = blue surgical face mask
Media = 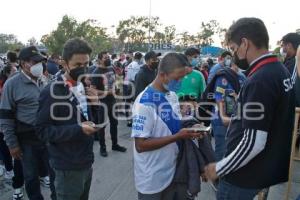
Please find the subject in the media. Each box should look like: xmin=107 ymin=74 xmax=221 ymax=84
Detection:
xmin=163 ymin=79 xmax=182 ymax=92
xmin=191 ymin=58 xmax=198 ymax=67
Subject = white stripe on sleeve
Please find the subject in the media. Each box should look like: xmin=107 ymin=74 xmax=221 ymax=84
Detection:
xmin=216 ymin=129 xmax=267 ymax=177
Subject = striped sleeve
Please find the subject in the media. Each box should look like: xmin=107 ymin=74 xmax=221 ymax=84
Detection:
xmin=216 ymin=129 xmax=267 ymax=177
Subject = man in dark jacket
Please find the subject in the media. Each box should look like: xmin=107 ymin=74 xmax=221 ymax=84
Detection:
xmin=281 ymin=33 xmax=300 ymax=106
xmin=36 ymin=38 xmax=102 ymax=200
xmin=281 ymin=33 xmax=300 ymax=75
xmin=134 ymin=51 xmax=160 ymax=98
xmin=205 ymin=18 xmax=295 ymax=200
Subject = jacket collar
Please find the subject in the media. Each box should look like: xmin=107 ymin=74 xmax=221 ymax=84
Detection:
xmin=245 ymin=53 xmax=278 ymax=77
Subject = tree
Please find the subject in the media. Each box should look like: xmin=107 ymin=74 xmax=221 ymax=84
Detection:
xmin=116 ymin=16 xmax=161 ymax=51
xmin=196 ymin=20 xmax=221 ymax=47
xmin=177 ymin=31 xmax=195 ymax=47
xmin=27 ymin=37 xmax=38 ymax=46
xmin=164 ymin=25 xmax=176 ymax=44
xmin=0 ymin=33 xmax=24 ymax=53
xmin=153 ymin=32 xmax=165 ymax=44
xmin=41 ymin=15 xmax=112 ymax=55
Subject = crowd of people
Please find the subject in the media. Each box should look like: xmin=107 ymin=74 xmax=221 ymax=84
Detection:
xmin=0 ymin=17 xmax=300 ymax=200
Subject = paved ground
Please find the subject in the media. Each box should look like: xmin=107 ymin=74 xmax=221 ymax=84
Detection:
xmin=1 ymin=120 xmax=299 ymax=200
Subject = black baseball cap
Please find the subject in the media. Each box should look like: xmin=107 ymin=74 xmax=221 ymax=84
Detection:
xmin=144 ymin=51 xmax=162 ymax=61
xmin=18 ymin=46 xmax=46 ymax=62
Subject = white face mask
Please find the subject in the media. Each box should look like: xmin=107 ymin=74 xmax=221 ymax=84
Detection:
xmin=30 ymin=62 xmax=44 ymax=78
xmin=224 ymin=58 xmax=232 ymax=67
xmin=280 ymin=47 xmax=287 ymax=58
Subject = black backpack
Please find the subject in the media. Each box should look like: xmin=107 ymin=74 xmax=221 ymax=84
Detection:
xmin=197 ymin=68 xmax=241 ymax=126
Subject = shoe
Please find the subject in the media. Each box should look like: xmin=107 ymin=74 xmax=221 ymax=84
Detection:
xmin=4 ymin=170 xmax=14 ymax=180
xmin=0 ymin=165 xmax=4 ymax=177
xmin=100 ymin=147 xmax=108 ymax=157
xmin=40 ymin=176 xmax=50 ymax=188
xmin=112 ymin=144 xmax=127 ymax=152
xmin=13 ymin=188 xmax=24 ymax=200
xmin=127 ymin=121 xmax=132 ymax=127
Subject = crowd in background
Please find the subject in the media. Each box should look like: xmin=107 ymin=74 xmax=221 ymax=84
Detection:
xmin=0 ymin=17 xmax=299 ymax=200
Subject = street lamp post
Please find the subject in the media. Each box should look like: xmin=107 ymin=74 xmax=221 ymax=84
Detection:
xmin=148 ymin=0 xmax=152 ymax=51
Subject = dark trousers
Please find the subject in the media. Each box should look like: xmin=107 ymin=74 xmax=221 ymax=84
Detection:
xmin=0 ymin=132 xmax=24 ymax=189
xmin=98 ymin=101 xmax=118 ymax=147
xmin=21 ymin=143 xmax=56 ymax=200
xmin=123 ymin=84 xmax=134 ymax=118
xmin=212 ymin=125 xmax=227 ymax=161
xmin=138 ymin=182 xmax=191 ymax=200
xmin=54 ymin=168 xmax=92 ymax=200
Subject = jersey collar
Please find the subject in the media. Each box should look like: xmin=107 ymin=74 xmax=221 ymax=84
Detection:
xmin=245 ymin=53 xmax=279 ymax=77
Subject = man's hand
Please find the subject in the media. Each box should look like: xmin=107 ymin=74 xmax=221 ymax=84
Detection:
xmin=9 ymin=146 xmax=22 ymax=160
xmin=82 ymin=121 xmax=98 ymax=135
xmin=85 ymin=87 xmax=99 ymax=104
xmin=201 ymin=173 xmax=208 ymax=182
xmin=205 ymin=163 xmax=218 ymax=181
xmin=176 ymin=128 xmax=203 ymax=140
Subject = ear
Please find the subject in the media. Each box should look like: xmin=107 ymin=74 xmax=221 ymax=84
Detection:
xmin=61 ymin=60 xmax=69 ymax=72
xmin=20 ymin=60 xmax=28 ymax=69
xmin=241 ymin=38 xmax=249 ymax=49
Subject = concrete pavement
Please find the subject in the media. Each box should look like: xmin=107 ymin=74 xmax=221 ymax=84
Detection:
xmin=1 ymin=120 xmax=299 ymax=200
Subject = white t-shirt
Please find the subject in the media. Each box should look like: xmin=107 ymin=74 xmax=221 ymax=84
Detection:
xmin=69 ymin=82 xmax=88 ymax=120
xmin=131 ymin=86 xmax=182 ymax=194
xmin=127 ymin=60 xmax=142 ymax=82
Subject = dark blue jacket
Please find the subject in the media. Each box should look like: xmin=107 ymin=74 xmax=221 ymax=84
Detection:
xmin=35 ymin=76 xmax=103 ymax=170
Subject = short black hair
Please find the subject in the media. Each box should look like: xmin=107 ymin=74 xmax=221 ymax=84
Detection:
xmin=226 ymin=17 xmax=269 ymax=49
xmin=159 ymin=53 xmax=189 ymax=73
xmin=144 ymin=51 xmax=157 ymax=61
xmin=97 ymin=51 xmax=108 ymax=60
xmin=134 ymin=52 xmax=143 ymax=60
xmin=62 ymin=38 xmax=92 ymax=62
xmin=220 ymin=51 xmax=232 ymax=58
xmin=111 ymin=54 xmax=117 ymax=60
xmin=7 ymin=51 xmax=17 ymax=63
xmin=281 ymin=33 xmax=300 ymax=50
xmin=184 ymin=47 xmax=200 ymax=56
xmin=207 ymin=58 xmax=214 ymax=66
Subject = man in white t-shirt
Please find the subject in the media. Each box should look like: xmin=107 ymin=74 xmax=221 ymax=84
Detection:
xmin=131 ymin=53 xmax=203 ymax=200
xmin=127 ymin=52 xmax=144 ymax=82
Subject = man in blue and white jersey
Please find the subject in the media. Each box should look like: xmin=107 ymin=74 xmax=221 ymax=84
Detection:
xmin=131 ymin=53 xmax=203 ymax=200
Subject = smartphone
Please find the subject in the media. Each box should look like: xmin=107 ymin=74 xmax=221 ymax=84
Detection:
xmin=187 ymin=126 xmax=211 ymax=133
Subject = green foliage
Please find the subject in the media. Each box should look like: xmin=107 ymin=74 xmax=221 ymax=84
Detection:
xmin=0 ymin=33 xmax=24 ymax=53
xmin=41 ymin=15 xmax=112 ymax=55
xmin=116 ymin=16 xmax=162 ymax=51
xmin=0 ymin=16 xmax=225 ymax=54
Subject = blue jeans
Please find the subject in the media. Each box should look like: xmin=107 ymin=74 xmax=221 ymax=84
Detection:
xmin=217 ymin=180 xmax=260 ymax=200
xmin=212 ymin=125 xmax=227 ymax=161
xmin=297 ymin=194 xmax=300 ymax=200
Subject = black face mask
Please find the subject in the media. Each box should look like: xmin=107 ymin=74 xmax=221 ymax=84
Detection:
xmin=150 ymin=61 xmax=159 ymax=69
xmin=69 ymin=67 xmax=87 ymax=81
xmin=233 ymin=45 xmax=249 ymax=70
xmin=104 ymin=59 xmax=111 ymax=67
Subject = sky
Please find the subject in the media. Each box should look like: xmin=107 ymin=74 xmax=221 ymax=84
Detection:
xmin=0 ymin=0 xmax=299 ymax=49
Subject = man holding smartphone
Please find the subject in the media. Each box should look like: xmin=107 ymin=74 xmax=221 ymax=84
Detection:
xmin=36 ymin=38 xmax=102 ymax=200
xmin=132 ymin=53 xmax=203 ymax=200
